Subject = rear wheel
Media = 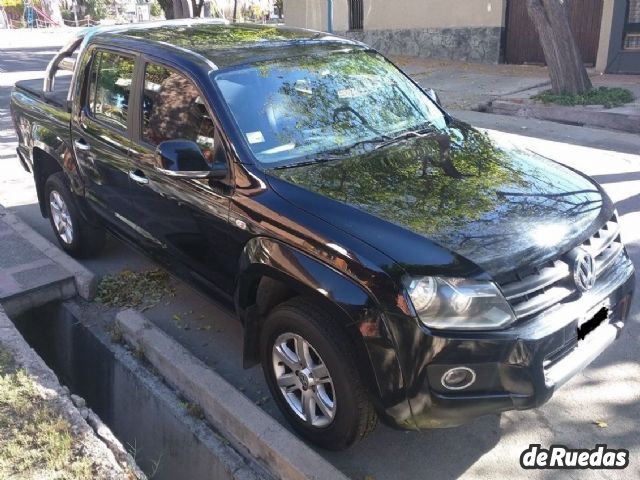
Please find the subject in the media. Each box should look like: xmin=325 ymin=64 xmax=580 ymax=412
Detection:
xmin=45 ymin=172 xmax=105 ymax=258
xmin=261 ymin=297 xmax=377 ymax=450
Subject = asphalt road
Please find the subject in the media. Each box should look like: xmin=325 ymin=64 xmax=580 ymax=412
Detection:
xmin=2 ymin=33 xmax=640 ymax=480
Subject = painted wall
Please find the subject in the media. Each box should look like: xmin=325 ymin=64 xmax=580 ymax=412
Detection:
xmin=283 ymin=0 xmax=504 ymax=32
xmin=283 ymin=0 xmax=348 ymax=31
xmin=283 ymin=0 xmax=506 ymax=63
xmin=596 ymin=0 xmax=616 ymax=72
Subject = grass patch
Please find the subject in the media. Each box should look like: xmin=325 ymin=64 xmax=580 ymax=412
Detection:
xmin=96 ymin=268 xmax=174 ymax=311
xmin=533 ymin=87 xmax=634 ymax=109
xmin=0 ymin=343 xmax=97 ymax=479
xmin=0 ymin=345 xmax=16 ymax=375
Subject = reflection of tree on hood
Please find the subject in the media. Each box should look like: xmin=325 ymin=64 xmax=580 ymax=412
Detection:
xmin=275 ymin=127 xmax=521 ymax=237
xmin=273 ymin=126 xmax=603 ymax=272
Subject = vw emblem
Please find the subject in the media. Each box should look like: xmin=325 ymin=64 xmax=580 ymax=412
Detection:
xmin=298 ymin=372 xmax=309 ymax=391
xmin=572 ymin=249 xmax=597 ymax=293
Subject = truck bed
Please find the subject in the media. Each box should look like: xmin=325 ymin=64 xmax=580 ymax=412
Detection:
xmin=15 ymin=75 xmax=71 ymax=109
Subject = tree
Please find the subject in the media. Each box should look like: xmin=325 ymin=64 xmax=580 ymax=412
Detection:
xmin=191 ymin=0 xmax=204 ymax=17
xmin=150 ymin=1 xmax=163 ymax=17
xmin=525 ymin=0 xmax=592 ymax=95
xmin=274 ymin=0 xmax=283 ymax=17
xmin=158 ymin=0 xmax=175 ymax=19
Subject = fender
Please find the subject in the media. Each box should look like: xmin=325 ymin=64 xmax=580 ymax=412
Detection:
xmin=31 ymin=124 xmax=84 ymax=192
xmin=236 ymin=236 xmax=416 ymax=429
xmin=30 ymin=124 xmax=86 ymax=217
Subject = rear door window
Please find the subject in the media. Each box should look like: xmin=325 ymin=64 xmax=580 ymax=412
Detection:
xmin=87 ymin=50 xmax=135 ymax=131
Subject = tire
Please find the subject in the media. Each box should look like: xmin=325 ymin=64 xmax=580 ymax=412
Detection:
xmin=44 ymin=172 xmax=105 ymax=258
xmin=261 ymin=296 xmax=377 ymax=450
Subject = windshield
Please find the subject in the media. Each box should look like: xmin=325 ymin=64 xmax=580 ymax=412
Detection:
xmin=212 ymin=50 xmax=447 ymax=167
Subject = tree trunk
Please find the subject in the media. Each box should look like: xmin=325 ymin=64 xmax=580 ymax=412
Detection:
xmin=233 ymin=0 xmax=238 ymax=22
xmin=191 ymin=0 xmax=204 ymax=17
xmin=158 ymin=0 xmax=175 ymax=19
xmin=525 ymin=0 xmax=592 ymax=95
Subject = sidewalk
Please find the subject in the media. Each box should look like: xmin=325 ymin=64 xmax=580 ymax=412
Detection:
xmin=391 ymin=55 xmax=551 ymax=110
xmin=392 ymin=55 xmax=640 ymax=133
xmin=490 ymin=74 xmax=640 ymax=134
xmin=0 ymin=27 xmax=75 ymax=49
xmin=0 ymin=204 xmax=96 ymax=316
xmin=0 ymin=204 xmax=139 ymax=479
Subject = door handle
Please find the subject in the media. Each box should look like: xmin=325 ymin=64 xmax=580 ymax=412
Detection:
xmin=73 ymin=138 xmax=91 ymax=151
xmin=129 ymin=170 xmax=149 ymax=185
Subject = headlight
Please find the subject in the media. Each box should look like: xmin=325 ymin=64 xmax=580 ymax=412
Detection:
xmin=405 ymin=276 xmax=516 ymax=330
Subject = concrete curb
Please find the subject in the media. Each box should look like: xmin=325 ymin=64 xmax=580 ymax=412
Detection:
xmin=1 ymin=278 xmax=76 ymax=318
xmin=116 ymin=308 xmax=350 ymax=480
xmin=0 ymin=205 xmax=97 ymax=300
xmin=489 ymin=99 xmax=640 ymax=134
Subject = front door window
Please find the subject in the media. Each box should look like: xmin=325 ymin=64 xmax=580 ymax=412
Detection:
xmin=141 ymin=63 xmax=220 ymax=166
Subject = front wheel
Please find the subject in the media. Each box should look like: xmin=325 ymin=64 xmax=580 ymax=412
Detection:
xmin=45 ymin=172 xmax=105 ymax=258
xmin=261 ymin=297 xmax=377 ymax=450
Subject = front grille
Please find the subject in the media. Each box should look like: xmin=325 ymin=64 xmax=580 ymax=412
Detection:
xmin=500 ymin=214 xmax=624 ymax=319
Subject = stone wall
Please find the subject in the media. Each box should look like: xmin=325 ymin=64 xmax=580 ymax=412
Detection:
xmin=340 ymin=27 xmax=504 ymax=64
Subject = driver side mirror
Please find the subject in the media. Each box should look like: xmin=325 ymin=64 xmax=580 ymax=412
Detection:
xmin=155 ymin=139 xmax=227 ymax=180
xmin=424 ymin=88 xmax=442 ymax=105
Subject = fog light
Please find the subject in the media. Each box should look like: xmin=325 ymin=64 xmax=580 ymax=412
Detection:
xmin=441 ymin=367 xmax=476 ymax=390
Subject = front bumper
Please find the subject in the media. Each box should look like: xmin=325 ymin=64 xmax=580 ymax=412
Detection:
xmin=396 ymin=252 xmax=635 ymax=430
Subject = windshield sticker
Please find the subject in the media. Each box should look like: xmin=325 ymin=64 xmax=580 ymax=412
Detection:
xmin=246 ymin=131 xmax=265 ymax=144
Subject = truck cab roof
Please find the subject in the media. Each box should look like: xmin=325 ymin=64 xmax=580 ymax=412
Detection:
xmin=89 ymin=20 xmax=365 ymax=70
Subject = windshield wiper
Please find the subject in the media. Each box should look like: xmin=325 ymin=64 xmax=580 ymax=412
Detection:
xmin=373 ymin=126 xmax=436 ymax=150
xmin=272 ymin=155 xmax=344 ymax=170
xmin=324 ymin=136 xmax=392 ymax=156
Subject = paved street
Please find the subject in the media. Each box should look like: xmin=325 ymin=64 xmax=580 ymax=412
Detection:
xmin=2 ymin=34 xmax=640 ymax=480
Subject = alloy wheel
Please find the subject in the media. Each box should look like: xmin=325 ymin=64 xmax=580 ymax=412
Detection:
xmin=272 ymin=332 xmax=336 ymax=427
xmin=49 ymin=190 xmax=73 ymax=245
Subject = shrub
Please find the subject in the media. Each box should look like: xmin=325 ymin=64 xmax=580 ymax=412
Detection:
xmin=533 ymin=87 xmax=634 ymax=109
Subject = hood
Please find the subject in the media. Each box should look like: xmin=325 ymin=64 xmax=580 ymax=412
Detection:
xmin=267 ymin=121 xmax=613 ymax=279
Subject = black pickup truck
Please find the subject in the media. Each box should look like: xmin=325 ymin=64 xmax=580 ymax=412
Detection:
xmin=10 ymin=20 xmax=635 ymax=450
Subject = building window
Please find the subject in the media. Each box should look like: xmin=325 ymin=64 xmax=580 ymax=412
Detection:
xmin=625 ymin=0 xmax=640 ymax=49
xmin=349 ymin=0 xmax=363 ymax=30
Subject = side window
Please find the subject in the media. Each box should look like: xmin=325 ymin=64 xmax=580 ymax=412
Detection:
xmin=87 ymin=51 xmax=135 ymax=130
xmin=142 ymin=63 xmax=217 ymax=161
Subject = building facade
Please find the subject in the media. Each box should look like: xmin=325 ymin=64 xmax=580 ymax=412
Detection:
xmin=283 ymin=0 xmax=640 ymax=74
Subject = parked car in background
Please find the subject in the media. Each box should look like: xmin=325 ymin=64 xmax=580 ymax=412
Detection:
xmin=10 ymin=19 xmax=635 ymax=450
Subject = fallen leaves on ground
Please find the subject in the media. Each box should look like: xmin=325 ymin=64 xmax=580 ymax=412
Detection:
xmin=96 ymin=268 xmax=174 ymax=311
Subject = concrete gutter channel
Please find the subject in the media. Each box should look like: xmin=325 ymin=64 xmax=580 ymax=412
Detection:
xmin=0 ymin=204 xmax=348 ymax=480
xmin=0 ymin=306 xmax=143 ymax=479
